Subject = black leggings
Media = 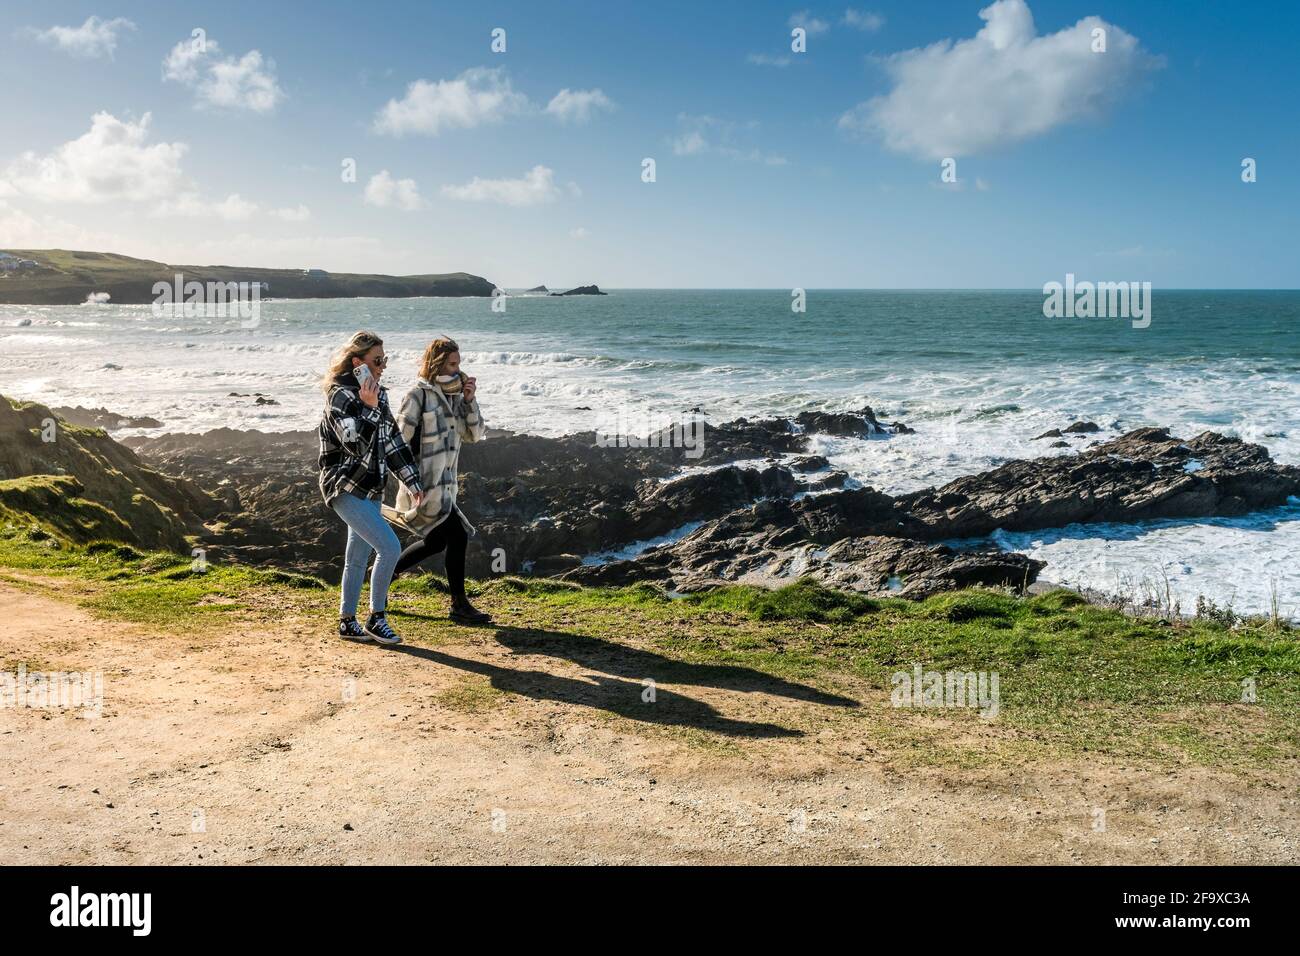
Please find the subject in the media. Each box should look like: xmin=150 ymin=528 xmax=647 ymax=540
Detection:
xmin=393 ymin=517 xmax=467 ymax=598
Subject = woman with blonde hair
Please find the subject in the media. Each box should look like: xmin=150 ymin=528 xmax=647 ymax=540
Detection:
xmin=317 ymin=330 xmax=424 ymax=645
xmin=386 ymin=335 xmax=490 ymax=624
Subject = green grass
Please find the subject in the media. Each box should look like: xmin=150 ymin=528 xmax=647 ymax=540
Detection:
xmin=0 ymin=525 xmax=323 ymax=628
xmin=2 ymin=530 xmax=1297 ymax=773
xmin=434 ymin=677 xmax=508 ymax=714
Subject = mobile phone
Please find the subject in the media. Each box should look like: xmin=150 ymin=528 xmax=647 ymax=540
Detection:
xmin=352 ymin=362 xmax=373 ymax=387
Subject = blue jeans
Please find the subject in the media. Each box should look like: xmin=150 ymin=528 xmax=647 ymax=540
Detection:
xmin=331 ymin=492 xmax=401 ymax=617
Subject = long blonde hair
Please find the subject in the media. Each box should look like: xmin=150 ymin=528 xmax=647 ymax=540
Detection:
xmin=321 ymin=330 xmax=383 ymax=393
xmin=418 ymin=336 xmax=460 ymax=383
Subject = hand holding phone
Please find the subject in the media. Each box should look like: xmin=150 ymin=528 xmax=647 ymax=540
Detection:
xmin=353 ymin=362 xmax=379 ymax=408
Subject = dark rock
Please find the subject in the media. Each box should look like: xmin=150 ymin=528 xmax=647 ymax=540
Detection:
xmin=789 ymin=455 xmax=829 ymax=472
xmin=796 ymin=408 xmax=901 ymax=437
xmin=549 ymin=285 xmax=607 ymax=296
xmin=1033 ymin=429 xmax=1063 ymax=440
xmin=799 ymin=470 xmax=848 ymax=492
xmin=1064 ymin=421 xmax=1100 ymax=434
xmin=897 ymin=427 xmax=1300 ymax=540
xmin=1049 ymin=441 xmax=1069 ymax=448
xmin=562 ymin=426 xmax=1299 ymax=597
xmin=529 ymin=554 xmax=582 ymax=575
xmin=52 ymin=405 xmax=163 ymax=430
xmin=525 ymin=285 xmax=548 ymax=293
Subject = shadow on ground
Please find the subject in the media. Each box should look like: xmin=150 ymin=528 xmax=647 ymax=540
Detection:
xmin=388 ymin=622 xmax=856 ymax=737
xmin=493 ymin=625 xmax=858 ymax=708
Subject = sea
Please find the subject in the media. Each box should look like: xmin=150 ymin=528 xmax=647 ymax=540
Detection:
xmin=3 ymin=289 xmax=1297 ymax=616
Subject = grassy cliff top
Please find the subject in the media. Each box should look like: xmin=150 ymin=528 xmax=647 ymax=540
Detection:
xmin=0 ymin=249 xmax=495 ymax=304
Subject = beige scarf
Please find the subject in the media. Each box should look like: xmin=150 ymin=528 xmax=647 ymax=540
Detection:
xmin=435 ymin=372 xmax=464 ymax=395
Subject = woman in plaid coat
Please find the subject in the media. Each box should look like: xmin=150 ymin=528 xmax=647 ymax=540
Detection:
xmin=317 ymin=330 xmax=424 ymax=645
xmin=385 ymin=336 xmax=490 ymax=624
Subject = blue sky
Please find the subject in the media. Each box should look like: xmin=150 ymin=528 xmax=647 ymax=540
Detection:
xmin=1 ymin=0 xmax=1296 ymax=288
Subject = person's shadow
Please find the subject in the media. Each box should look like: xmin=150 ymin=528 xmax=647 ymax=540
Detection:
xmin=389 ymin=633 xmax=829 ymax=738
xmin=492 ymin=625 xmax=859 ymax=709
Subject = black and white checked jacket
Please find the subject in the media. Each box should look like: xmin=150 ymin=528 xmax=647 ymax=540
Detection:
xmin=317 ymin=376 xmax=422 ymax=505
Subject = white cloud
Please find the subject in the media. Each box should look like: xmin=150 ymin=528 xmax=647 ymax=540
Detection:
xmin=789 ymin=11 xmax=830 ymax=35
xmin=364 ymin=171 xmax=423 ymax=211
xmin=34 ymin=16 xmax=135 ymax=59
xmin=545 ymin=88 xmax=615 ymax=124
xmin=0 ymin=112 xmax=187 ymax=203
xmin=0 ymin=198 xmax=372 ymax=268
xmin=155 ymin=192 xmax=259 ymax=220
xmin=272 ymin=204 xmax=312 ymax=222
xmin=152 ymin=193 xmax=310 ymax=222
xmin=843 ymin=9 xmax=884 ymax=32
xmin=839 ymin=0 xmax=1160 ymax=159
xmin=0 ymin=199 xmax=123 ymax=248
xmin=570 ymin=227 xmax=589 ymax=239
xmin=162 ymin=36 xmax=206 ymax=83
xmin=671 ymin=114 xmax=788 ymax=165
xmin=373 ymin=67 xmax=529 ymax=136
xmin=672 ymin=130 xmax=708 ymax=156
xmin=163 ymin=34 xmax=284 ymax=113
xmin=440 ymin=165 xmax=563 ymax=206
xmin=746 ymin=53 xmax=792 ymax=67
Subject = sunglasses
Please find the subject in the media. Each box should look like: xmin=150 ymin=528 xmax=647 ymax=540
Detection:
xmin=365 ymin=354 xmax=389 ymax=368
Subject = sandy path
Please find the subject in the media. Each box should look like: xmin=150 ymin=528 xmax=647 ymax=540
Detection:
xmin=1 ymin=580 xmax=1295 ymax=865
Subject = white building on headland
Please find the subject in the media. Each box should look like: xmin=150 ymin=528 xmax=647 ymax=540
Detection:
xmin=0 ymin=253 xmax=41 ymax=270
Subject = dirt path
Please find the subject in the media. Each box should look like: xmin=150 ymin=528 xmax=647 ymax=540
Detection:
xmin=1 ymin=580 xmax=1295 ymax=865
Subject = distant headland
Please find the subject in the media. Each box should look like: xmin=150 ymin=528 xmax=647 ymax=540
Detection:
xmin=0 ymin=250 xmax=496 ymax=305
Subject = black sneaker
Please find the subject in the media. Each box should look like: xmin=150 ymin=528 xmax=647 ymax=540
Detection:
xmin=339 ymin=616 xmax=371 ymax=641
xmin=364 ymin=611 xmax=403 ymax=645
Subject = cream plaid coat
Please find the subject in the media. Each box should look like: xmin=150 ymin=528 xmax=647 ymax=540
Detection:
xmin=382 ymin=378 xmax=486 ymax=536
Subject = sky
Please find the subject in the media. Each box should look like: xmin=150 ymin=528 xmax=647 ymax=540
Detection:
xmin=1 ymin=0 xmax=1297 ymax=288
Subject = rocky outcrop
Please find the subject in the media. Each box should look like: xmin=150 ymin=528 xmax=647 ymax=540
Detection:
xmin=897 ymin=427 xmax=1300 ymax=540
xmin=121 ymin=428 xmax=332 ymax=568
xmin=120 ymin=407 xmax=909 ymax=577
xmin=549 ymin=285 xmax=607 ymax=296
xmin=52 ymin=405 xmax=163 ymax=430
xmin=563 ymin=497 xmax=1041 ymax=597
xmin=1034 ymin=421 xmax=1100 ymax=440
xmin=106 ymin=405 xmax=1300 ymax=602
xmin=563 ymin=427 xmax=1300 ymax=595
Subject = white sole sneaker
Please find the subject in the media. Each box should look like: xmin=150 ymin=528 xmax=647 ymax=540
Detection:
xmin=363 ymin=621 xmax=403 ymax=645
